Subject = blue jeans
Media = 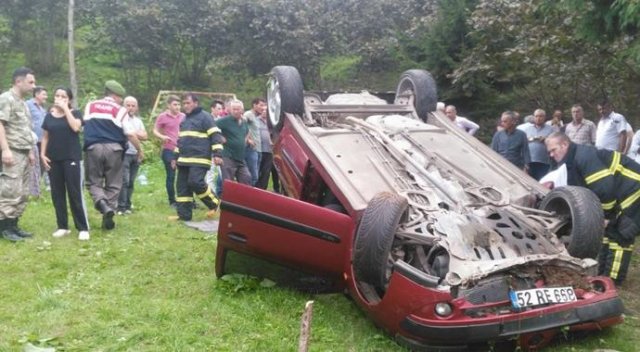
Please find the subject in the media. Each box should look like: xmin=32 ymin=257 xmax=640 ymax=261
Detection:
xmin=161 ymin=149 xmax=177 ymax=205
xmin=244 ymin=148 xmax=260 ymax=186
xmin=117 ymin=153 xmax=140 ymax=210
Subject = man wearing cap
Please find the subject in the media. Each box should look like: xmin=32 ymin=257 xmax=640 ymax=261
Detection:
xmin=0 ymin=67 xmax=37 ymax=241
xmin=83 ymin=80 xmax=143 ymax=231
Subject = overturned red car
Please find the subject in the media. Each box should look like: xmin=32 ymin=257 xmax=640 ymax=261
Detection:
xmin=215 ymin=66 xmax=624 ymax=350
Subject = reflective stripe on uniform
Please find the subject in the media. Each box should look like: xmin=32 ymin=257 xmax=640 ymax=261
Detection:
xmin=207 ymin=127 xmax=221 ymax=135
xmin=620 ymin=188 xmax=640 ymax=210
xmin=196 ymin=187 xmax=220 ymax=205
xmin=212 ymin=144 xmax=223 ymax=151
xmin=177 ymin=157 xmax=211 ymax=166
xmin=620 ymin=166 xmax=640 ymax=182
xmin=176 ymin=197 xmax=192 ymax=202
xmin=602 ymin=200 xmax=616 ymax=210
xmin=179 ymin=131 xmax=208 ymax=138
xmin=607 ymin=242 xmax=633 ymax=279
xmin=585 ymin=152 xmax=620 ymax=184
xmin=196 ymin=187 xmax=213 ymax=199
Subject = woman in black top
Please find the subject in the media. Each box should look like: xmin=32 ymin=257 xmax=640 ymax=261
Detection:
xmin=40 ymin=87 xmax=90 ymax=240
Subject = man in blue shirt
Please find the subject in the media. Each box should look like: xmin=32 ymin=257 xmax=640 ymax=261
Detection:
xmin=26 ymin=86 xmax=48 ymax=196
xmin=491 ymin=111 xmax=530 ymax=171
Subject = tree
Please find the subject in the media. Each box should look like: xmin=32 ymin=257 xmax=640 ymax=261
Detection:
xmin=68 ymin=0 xmax=78 ymax=107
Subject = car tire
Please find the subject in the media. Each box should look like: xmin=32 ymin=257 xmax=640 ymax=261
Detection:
xmin=539 ymin=186 xmax=604 ymax=259
xmin=267 ymin=66 xmax=304 ymax=132
xmin=353 ymin=192 xmax=408 ymax=289
xmin=394 ymin=69 xmax=437 ymax=122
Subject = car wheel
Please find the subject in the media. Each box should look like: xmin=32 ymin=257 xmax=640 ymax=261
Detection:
xmin=353 ymin=192 xmax=408 ymax=289
xmin=539 ymin=186 xmax=604 ymax=259
xmin=394 ymin=69 xmax=437 ymax=122
xmin=267 ymin=66 xmax=304 ymax=132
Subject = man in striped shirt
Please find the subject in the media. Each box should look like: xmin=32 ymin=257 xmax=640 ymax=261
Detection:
xmin=564 ymin=104 xmax=596 ymax=145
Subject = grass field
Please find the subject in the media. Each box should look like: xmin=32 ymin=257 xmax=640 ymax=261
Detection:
xmin=1 ymin=160 xmax=639 ymax=351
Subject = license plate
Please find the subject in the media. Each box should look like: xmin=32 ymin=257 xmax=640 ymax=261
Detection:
xmin=509 ymin=287 xmax=576 ymax=308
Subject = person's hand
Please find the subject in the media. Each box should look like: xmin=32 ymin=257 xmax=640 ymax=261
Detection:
xmin=213 ymin=156 xmax=223 ymax=166
xmin=41 ymin=154 xmax=51 ymax=171
xmin=2 ymin=149 xmax=14 ymax=166
xmin=53 ymin=98 xmax=70 ymax=113
xmin=28 ymin=150 xmax=35 ymax=165
xmin=541 ymin=181 xmax=554 ymax=189
xmin=137 ymin=150 xmax=144 ymax=163
xmin=162 ymin=135 xmax=171 ymax=142
xmin=170 ymin=159 xmax=176 ymax=170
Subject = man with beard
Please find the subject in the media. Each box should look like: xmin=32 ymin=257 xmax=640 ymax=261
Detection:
xmin=0 ymin=67 xmax=36 ymax=241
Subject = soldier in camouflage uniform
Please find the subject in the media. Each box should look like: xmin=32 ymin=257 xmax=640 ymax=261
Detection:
xmin=0 ymin=67 xmax=36 ymax=241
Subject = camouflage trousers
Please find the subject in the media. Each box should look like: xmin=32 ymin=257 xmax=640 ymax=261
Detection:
xmin=0 ymin=149 xmax=32 ymax=219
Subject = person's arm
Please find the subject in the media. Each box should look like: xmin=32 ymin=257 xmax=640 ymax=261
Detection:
xmin=460 ymin=117 xmax=479 ymax=135
xmin=135 ymin=118 xmax=148 ymax=140
xmin=618 ymin=131 xmax=627 ymax=153
xmin=522 ymin=133 xmax=531 ymax=170
xmin=578 ymin=150 xmax=618 ymax=218
xmin=40 ymin=130 xmax=51 ymax=171
xmin=0 ymin=122 xmax=13 ymax=166
xmin=60 ymin=105 xmax=82 ymax=132
xmin=490 ymin=132 xmax=498 ymax=152
xmin=590 ymin=123 xmax=597 ymax=145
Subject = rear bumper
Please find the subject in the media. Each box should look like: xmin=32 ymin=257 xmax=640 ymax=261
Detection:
xmin=399 ymin=296 xmax=624 ymax=347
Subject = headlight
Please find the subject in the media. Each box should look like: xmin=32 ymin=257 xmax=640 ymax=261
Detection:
xmin=434 ymin=302 xmax=453 ymax=317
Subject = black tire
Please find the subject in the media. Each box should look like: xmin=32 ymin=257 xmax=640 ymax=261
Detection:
xmin=539 ymin=186 xmax=604 ymax=259
xmin=267 ymin=66 xmax=304 ymax=132
xmin=353 ymin=192 xmax=408 ymax=289
xmin=394 ymin=69 xmax=437 ymax=122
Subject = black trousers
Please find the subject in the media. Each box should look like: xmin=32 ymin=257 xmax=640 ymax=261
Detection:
xmin=176 ymin=165 xmax=219 ymax=220
xmin=256 ymin=152 xmax=273 ymax=190
xmin=48 ymin=159 xmax=89 ymax=231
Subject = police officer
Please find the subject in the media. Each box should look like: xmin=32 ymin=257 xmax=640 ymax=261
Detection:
xmin=171 ymin=93 xmax=224 ymax=221
xmin=83 ymin=80 xmax=142 ymax=231
xmin=546 ymin=132 xmax=640 ymax=284
xmin=0 ymin=67 xmax=36 ymax=241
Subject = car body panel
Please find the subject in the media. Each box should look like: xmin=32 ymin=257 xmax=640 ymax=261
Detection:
xmin=216 ymin=181 xmax=353 ymax=284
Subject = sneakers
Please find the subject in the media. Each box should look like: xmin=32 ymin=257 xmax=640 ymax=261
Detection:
xmin=52 ymin=229 xmax=71 ymax=238
xmin=78 ymin=231 xmax=90 ymax=241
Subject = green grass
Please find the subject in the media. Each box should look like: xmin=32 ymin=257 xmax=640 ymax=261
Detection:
xmin=1 ymin=160 xmax=638 ymax=351
xmin=0 ymin=161 xmax=399 ymax=351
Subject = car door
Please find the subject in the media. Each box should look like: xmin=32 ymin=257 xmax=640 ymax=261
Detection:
xmin=216 ymin=181 xmax=355 ymax=290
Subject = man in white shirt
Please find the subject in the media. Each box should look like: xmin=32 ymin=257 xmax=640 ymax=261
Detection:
xmin=596 ymin=100 xmax=628 ymax=152
xmin=445 ymin=105 xmax=479 ymax=135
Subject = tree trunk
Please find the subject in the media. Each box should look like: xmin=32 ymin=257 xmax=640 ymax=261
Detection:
xmin=68 ymin=0 xmax=78 ymax=108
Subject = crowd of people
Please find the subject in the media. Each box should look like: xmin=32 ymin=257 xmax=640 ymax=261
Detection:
xmin=0 ymin=66 xmax=278 ymax=243
xmin=441 ymin=102 xmax=640 ymax=285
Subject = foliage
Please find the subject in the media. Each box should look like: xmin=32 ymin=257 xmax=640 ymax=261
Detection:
xmin=319 ymin=55 xmax=362 ymax=89
xmin=449 ymin=0 xmax=640 ymax=126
